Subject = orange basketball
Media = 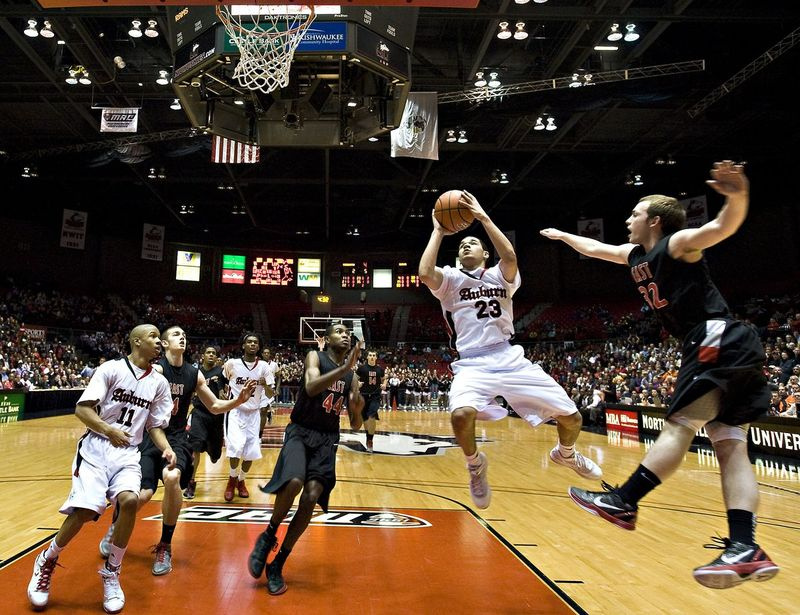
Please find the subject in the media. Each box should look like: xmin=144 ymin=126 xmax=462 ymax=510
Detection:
xmin=434 ymin=189 xmax=473 ymax=233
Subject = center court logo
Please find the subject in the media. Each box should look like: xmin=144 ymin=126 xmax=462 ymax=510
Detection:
xmin=145 ymin=506 xmax=431 ymax=528
xmin=338 ymin=430 xmax=489 ymax=456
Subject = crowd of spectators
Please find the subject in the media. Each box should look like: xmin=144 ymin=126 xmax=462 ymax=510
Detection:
xmin=1 ymin=282 xmax=798 ymax=421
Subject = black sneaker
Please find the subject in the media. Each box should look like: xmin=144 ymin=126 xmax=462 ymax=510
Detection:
xmin=183 ymin=480 xmax=196 ymax=500
xmin=266 ymin=561 xmax=287 ymax=595
xmin=248 ymin=531 xmax=277 ymax=579
xmin=568 ymin=482 xmax=638 ymax=530
xmin=693 ymin=537 xmax=780 ymax=589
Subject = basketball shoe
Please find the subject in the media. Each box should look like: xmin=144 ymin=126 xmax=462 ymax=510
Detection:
xmin=99 ymin=565 xmax=125 ymax=613
xmin=549 ymin=446 xmax=603 ymax=479
xmin=248 ymin=531 xmax=278 ymax=579
xmin=151 ymin=542 xmax=173 ymax=576
xmin=27 ymin=552 xmax=59 ymax=610
xmin=266 ymin=560 xmax=288 ymax=595
xmin=99 ymin=524 xmax=115 ymax=559
xmin=692 ymin=537 xmax=780 ymax=589
xmin=237 ymin=479 xmax=250 ymax=498
xmin=467 ymin=452 xmax=491 ymax=509
xmin=183 ymin=480 xmax=196 ymax=500
xmin=568 ymin=482 xmax=638 ymax=530
xmin=224 ymin=475 xmax=237 ymax=502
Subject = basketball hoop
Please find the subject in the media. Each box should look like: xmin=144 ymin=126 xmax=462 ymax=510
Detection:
xmin=215 ymin=4 xmax=317 ymax=94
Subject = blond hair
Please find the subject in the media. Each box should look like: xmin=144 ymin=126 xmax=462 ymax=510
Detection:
xmin=640 ymin=194 xmax=686 ymax=235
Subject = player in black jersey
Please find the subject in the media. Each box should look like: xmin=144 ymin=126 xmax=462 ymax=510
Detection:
xmin=99 ymin=326 xmax=255 ymax=577
xmin=183 ymin=345 xmax=228 ymax=500
xmin=247 ymin=323 xmax=364 ymax=596
xmin=542 ymin=161 xmax=779 ymax=589
xmin=355 ymin=349 xmax=387 ymax=452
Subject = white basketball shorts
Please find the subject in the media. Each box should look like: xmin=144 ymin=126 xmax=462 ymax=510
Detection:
xmin=225 ymin=407 xmax=263 ymax=461
xmin=448 ymin=343 xmax=578 ymax=426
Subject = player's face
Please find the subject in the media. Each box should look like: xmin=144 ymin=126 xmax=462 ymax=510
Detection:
xmin=625 ymin=201 xmax=653 ymax=243
xmin=262 ymin=348 xmax=271 ymax=361
xmin=367 ymin=351 xmax=377 ymax=366
xmin=458 ymin=236 xmax=487 ymax=269
xmin=141 ymin=328 xmax=162 ymax=360
xmin=326 ymin=325 xmax=351 ymax=351
xmin=243 ymin=336 xmax=260 ymax=355
xmin=163 ymin=328 xmax=186 ymax=352
xmin=203 ymin=347 xmax=217 ymax=363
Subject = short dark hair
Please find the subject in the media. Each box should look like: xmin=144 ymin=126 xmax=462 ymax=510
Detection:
xmin=160 ymin=325 xmax=182 ymax=342
xmin=239 ymin=331 xmax=262 ymax=348
xmin=641 ymin=195 xmax=686 ymax=235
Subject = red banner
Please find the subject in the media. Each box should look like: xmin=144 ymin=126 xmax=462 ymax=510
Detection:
xmin=605 ymin=407 xmax=640 ymax=436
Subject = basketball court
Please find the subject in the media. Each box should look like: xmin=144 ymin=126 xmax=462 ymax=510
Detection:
xmin=2 ymin=411 xmax=797 ymax=613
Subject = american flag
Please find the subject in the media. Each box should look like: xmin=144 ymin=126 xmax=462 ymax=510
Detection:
xmin=211 ymin=135 xmax=260 ymax=164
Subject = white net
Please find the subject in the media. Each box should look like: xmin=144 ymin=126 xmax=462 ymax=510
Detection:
xmin=215 ymin=4 xmax=317 ymax=94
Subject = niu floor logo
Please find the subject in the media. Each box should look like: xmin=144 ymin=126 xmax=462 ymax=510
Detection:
xmin=144 ymin=506 xmax=431 ymax=528
xmin=338 ymin=430 xmax=489 ymax=456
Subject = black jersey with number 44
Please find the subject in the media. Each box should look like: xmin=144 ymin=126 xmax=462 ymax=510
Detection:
xmin=290 ymin=351 xmax=353 ymax=433
xmin=628 ymin=234 xmax=731 ymax=339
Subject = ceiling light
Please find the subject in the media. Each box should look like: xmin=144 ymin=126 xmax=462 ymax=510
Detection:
xmin=144 ymin=19 xmax=158 ymax=38
xmin=21 ymin=167 xmax=31 ymax=178
xmin=545 ymin=117 xmax=557 ymax=131
xmin=488 ymin=71 xmax=501 ymax=88
xmin=78 ymin=70 xmax=92 ymax=85
xmin=157 ymin=168 xmax=166 ymax=180
xmin=513 ymin=22 xmax=528 ymax=41
xmin=170 ymin=98 xmax=181 ymax=110
xmin=583 ymin=73 xmax=593 ymax=85
xmin=625 ymin=173 xmax=634 ymax=186
xmin=593 ymin=45 xmax=618 ymax=51
xmin=113 ymin=55 xmax=126 ymax=70
xmin=57 ymin=39 xmax=65 ymax=45
xmin=65 ymin=68 xmax=78 ymax=85
xmin=457 ymin=129 xmax=468 ymax=144
xmin=490 ymin=170 xmax=499 ymax=184
xmin=497 ymin=21 xmax=512 ymax=40
xmin=24 ymin=19 xmax=38 ymax=38
xmin=347 ymin=97 xmax=358 ymax=108
xmin=607 ymin=23 xmax=623 ymax=42
xmin=156 ymin=69 xmax=170 ymax=85
xmin=368 ymin=136 xmax=379 ymax=142
xmin=128 ymin=19 xmax=143 ymax=38
xmin=514 ymin=0 xmax=530 ymax=4
xmin=533 ymin=117 xmax=545 ymax=131
xmin=499 ymin=172 xmax=509 ymax=184
xmin=148 ymin=167 xmax=157 ymax=179
xmin=179 ymin=205 xmax=188 ymax=215
xmin=533 ymin=0 xmax=548 ymax=3
xmin=39 ymin=21 xmax=55 ymax=39
xmin=234 ymin=98 xmax=245 ymax=106
xmin=474 ymin=71 xmax=487 ymax=87
xmin=624 ymin=23 xmax=640 ymax=42
xmin=633 ymin=174 xmax=644 ymax=186
xmin=569 ymin=73 xmax=582 ymax=88
xmin=446 ymin=129 xmax=457 ymax=143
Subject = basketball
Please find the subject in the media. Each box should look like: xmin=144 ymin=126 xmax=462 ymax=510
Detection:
xmin=434 ymin=189 xmax=473 ymax=233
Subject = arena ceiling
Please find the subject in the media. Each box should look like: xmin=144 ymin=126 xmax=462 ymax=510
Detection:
xmin=1 ymin=0 xmax=798 ymax=253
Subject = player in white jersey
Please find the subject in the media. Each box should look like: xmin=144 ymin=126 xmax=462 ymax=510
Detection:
xmin=259 ymin=347 xmax=282 ymax=431
xmin=222 ymin=332 xmax=273 ymax=501
xmin=27 ymin=324 xmax=176 ymax=613
xmin=419 ymin=191 xmax=602 ymax=510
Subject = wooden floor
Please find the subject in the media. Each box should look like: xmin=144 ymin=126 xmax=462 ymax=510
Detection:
xmin=1 ymin=410 xmax=797 ymax=614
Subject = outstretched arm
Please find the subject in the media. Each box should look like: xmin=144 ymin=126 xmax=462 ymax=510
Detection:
xmin=668 ymin=161 xmax=749 ymax=260
xmin=196 ymin=371 xmax=258 ymax=415
xmin=540 ymin=228 xmax=635 ymax=264
xmin=460 ymin=191 xmax=517 ymax=283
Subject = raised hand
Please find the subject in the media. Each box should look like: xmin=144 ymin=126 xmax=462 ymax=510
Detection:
xmin=540 ymin=228 xmax=567 ymax=241
xmin=238 ymin=379 xmax=258 ymax=403
xmin=431 ymin=208 xmax=454 ymax=235
xmin=460 ymin=190 xmax=488 ymax=222
xmin=706 ymin=160 xmax=749 ymax=197
xmin=346 ymin=339 xmax=362 ymax=371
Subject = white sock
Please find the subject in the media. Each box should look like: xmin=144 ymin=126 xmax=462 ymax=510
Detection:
xmin=465 ymin=450 xmax=481 ymax=466
xmin=229 ymin=468 xmax=238 ymax=478
xmin=558 ymin=442 xmax=576 ymax=457
xmin=108 ymin=544 xmax=127 ymax=569
xmin=239 ymin=470 xmax=248 ymax=481
xmin=44 ymin=539 xmax=63 ymax=560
